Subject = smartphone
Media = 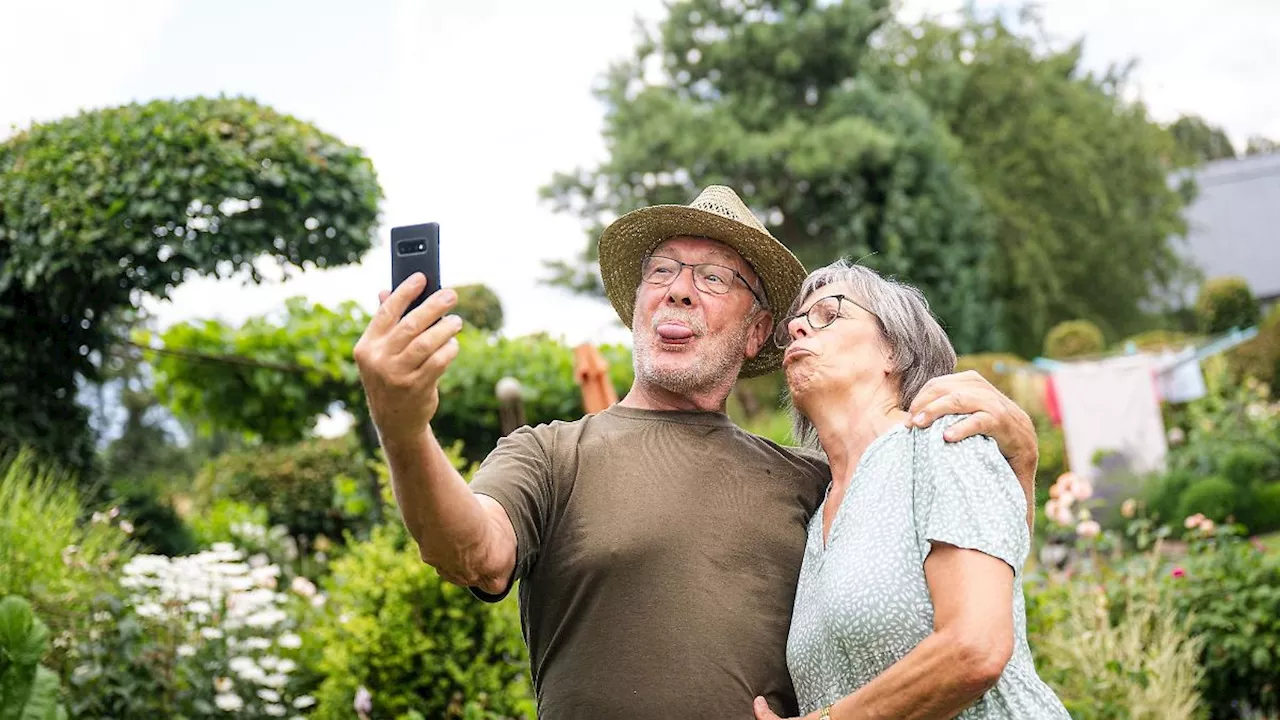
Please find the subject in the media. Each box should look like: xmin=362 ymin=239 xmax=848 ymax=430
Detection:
xmin=390 ymin=222 xmax=441 ymax=318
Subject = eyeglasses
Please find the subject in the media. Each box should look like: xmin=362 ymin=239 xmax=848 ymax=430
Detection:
xmin=641 ymin=255 xmax=767 ymax=307
xmin=773 ymin=294 xmax=871 ymax=349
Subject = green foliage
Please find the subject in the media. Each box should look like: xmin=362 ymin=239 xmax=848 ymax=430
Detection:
xmin=1245 ymin=136 xmax=1280 ymax=156
xmin=436 ymin=328 xmax=632 ymax=462
xmin=1176 ymin=476 xmax=1237 ymax=523
xmin=453 ymin=284 xmax=504 ymax=332
xmin=194 ymin=435 xmax=375 ymax=549
xmin=147 ymin=297 xmax=369 ymax=444
xmin=105 ymin=476 xmax=198 ymax=556
xmin=0 ymin=96 xmax=382 ymax=469
xmin=1229 ymin=303 xmax=1280 ymax=392
xmin=1164 ymin=530 xmax=1280 ymax=717
xmin=1044 ymin=320 xmax=1105 ymax=359
xmin=307 ymin=524 xmax=535 ymax=720
xmin=1196 ymin=276 xmax=1259 ymax=335
xmin=186 ymin=498 xmax=270 ymax=549
xmin=0 ymin=451 xmax=133 ymax=674
xmin=1118 ymin=329 xmax=1197 ymax=352
xmin=1168 ymin=114 xmax=1237 ymax=164
xmin=866 ymin=10 xmax=1194 ymax=356
xmin=1153 ymin=362 xmax=1280 ymax=534
xmin=540 ymin=0 xmax=1002 ymax=352
xmin=0 ymin=596 xmax=69 ymax=720
xmin=1025 ymin=568 xmax=1205 ymax=719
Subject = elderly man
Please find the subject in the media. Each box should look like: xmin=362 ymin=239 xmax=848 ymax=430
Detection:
xmin=353 ymin=186 xmax=1038 ymax=719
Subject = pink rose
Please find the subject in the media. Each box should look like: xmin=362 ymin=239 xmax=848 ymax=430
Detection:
xmin=1171 ymin=567 xmax=1186 ymax=579
xmin=1184 ymin=513 xmax=1206 ymax=530
xmin=1076 ymin=520 xmax=1101 ymax=538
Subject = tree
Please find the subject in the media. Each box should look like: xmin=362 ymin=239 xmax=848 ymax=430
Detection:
xmin=453 ymin=283 xmax=504 ymax=332
xmin=864 ymin=10 xmax=1195 ymax=356
xmin=541 ymin=0 xmax=1002 ymax=352
xmin=1245 ymin=135 xmax=1280 ymax=156
xmin=0 ymin=96 xmax=382 ymax=473
xmin=1169 ymin=114 xmax=1237 ymax=163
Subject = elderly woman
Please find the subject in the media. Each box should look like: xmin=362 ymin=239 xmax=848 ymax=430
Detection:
xmin=754 ymin=260 xmax=1068 ymax=720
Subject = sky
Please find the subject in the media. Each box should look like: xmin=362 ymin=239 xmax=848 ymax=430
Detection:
xmin=2 ymin=0 xmax=1277 ymax=439
xmin=3 ymin=0 xmax=1277 ymax=347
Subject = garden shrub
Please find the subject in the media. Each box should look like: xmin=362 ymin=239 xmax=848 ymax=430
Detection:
xmin=436 ymin=328 xmax=632 ymax=462
xmin=1228 ymin=303 xmax=1280 ymax=392
xmin=1176 ymin=476 xmax=1237 ymax=524
xmin=453 ymin=283 xmax=505 ymax=332
xmin=1196 ymin=276 xmax=1259 ymax=335
xmin=194 ymin=435 xmax=375 ymax=551
xmin=105 ymin=475 xmax=197 ymax=556
xmin=0 ymin=450 xmax=133 ymax=675
xmin=1044 ymin=320 xmax=1105 ymax=359
xmin=1026 ymin=565 xmax=1205 ymax=719
xmin=1164 ymin=531 xmax=1280 ymax=718
xmin=1118 ymin=329 xmax=1197 ymax=352
xmin=306 ymin=524 xmax=534 ymax=720
xmin=954 ymin=353 xmax=1027 ymax=400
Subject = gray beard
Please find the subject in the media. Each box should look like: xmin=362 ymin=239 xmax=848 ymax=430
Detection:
xmin=632 ymin=316 xmax=751 ymax=396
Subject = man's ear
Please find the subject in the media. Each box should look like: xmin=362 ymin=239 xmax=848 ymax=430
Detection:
xmin=743 ymin=310 xmax=774 ymax=360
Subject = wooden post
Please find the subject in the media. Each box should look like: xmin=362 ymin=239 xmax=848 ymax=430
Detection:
xmin=496 ymin=376 xmax=526 ymax=436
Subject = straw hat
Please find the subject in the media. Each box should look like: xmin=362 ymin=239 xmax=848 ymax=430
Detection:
xmin=597 ymin=185 xmax=807 ymax=377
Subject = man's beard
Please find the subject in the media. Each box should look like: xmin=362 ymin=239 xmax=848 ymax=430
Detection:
xmin=632 ymin=306 xmax=754 ymax=396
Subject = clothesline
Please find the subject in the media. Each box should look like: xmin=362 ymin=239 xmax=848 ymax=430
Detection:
xmin=988 ymin=325 xmax=1260 ymax=376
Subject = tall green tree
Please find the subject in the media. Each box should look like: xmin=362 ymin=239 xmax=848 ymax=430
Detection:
xmin=865 ymin=10 xmax=1195 ymax=355
xmin=1169 ymin=114 xmax=1237 ymax=164
xmin=541 ymin=0 xmax=1001 ymax=352
xmin=0 ymin=96 xmax=381 ymax=473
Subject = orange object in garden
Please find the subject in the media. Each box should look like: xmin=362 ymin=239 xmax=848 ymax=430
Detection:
xmin=573 ymin=343 xmax=618 ymax=414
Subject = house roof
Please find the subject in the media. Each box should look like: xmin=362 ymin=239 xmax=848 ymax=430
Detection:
xmin=1178 ymin=152 xmax=1280 ymax=303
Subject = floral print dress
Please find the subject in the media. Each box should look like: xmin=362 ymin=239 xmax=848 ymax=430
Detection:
xmin=785 ymin=415 xmax=1070 ymax=718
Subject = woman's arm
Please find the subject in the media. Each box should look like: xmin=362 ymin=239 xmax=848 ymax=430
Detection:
xmin=754 ymin=543 xmax=1015 ymax=720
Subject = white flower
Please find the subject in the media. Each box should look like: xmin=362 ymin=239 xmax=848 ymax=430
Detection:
xmin=245 ymin=637 xmax=273 ymax=651
xmin=311 ymin=594 xmax=326 ymax=609
xmin=177 ymin=644 xmax=196 ymax=657
xmin=354 ymin=685 xmax=373 ymax=715
xmin=109 ymin=505 xmax=120 ymax=519
xmin=293 ymin=696 xmax=316 ymax=709
xmin=119 ymin=520 xmax=135 ymax=535
xmin=1076 ymin=520 xmax=1102 ymax=538
xmin=261 ymin=673 xmax=289 ymax=688
xmin=188 ymin=600 xmax=213 ymax=616
xmin=214 ymin=693 xmax=244 ymax=711
xmin=259 ymin=655 xmax=280 ymax=670
xmin=201 ymin=627 xmax=225 ymax=640
xmin=290 ymin=577 xmax=317 ymax=599
xmin=258 ymin=689 xmax=281 ymax=702
xmin=214 ymin=677 xmax=234 ymax=693
xmin=244 ymin=609 xmax=288 ymax=628
xmin=92 ymin=511 xmax=107 ymax=524
xmin=134 ymin=602 xmax=164 ymax=619
xmin=276 ymin=659 xmax=297 ymax=674
xmin=211 ymin=542 xmax=237 ymax=554
xmin=249 ymin=553 xmax=269 ymax=569
xmin=264 ymin=704 xmax=287 ymax=717
xmin=278 ymin=633 xmax=303 ymax=650
xmin=228 ymin=656 xmax=260 ymax=681
xmin=93 ymin=611 xmax=112 ymax=623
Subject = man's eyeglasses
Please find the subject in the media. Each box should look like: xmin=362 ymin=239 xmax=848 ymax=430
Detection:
xmin=641 ymin=255 xmax=767 ymax=307
xmin=773 ymin=294 xmax=871 ymax=349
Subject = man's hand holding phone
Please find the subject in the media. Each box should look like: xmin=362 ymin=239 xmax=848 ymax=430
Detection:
xmin=353 ymin=273 xmax=462 ymax=445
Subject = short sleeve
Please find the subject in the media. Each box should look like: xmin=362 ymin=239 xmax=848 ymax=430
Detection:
xmin=911 ymin=414 xmax=1028 ymax=573
xmin=467 ymin=425 xmax=555 ymax=603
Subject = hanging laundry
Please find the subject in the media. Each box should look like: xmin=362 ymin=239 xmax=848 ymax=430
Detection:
xmin=1155 ymin=345 xmax=1207 ymax=404
xmin=1051 ymin=354 xmax=1169 ymax=487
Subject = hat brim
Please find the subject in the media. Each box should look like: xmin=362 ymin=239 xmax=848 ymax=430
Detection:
xmin=598 ymin=204 xmax=807 ymax=378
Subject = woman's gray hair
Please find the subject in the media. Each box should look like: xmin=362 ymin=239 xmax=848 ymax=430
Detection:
xmin=786 ymin=259 xmax=957 ymax=450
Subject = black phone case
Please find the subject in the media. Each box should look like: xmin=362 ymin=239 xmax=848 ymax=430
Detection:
xmin=390 ymin=222 xmax=441 ymax=318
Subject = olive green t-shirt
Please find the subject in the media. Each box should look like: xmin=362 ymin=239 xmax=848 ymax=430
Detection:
xmin=468 ymin=404 xmax=828 ymax=720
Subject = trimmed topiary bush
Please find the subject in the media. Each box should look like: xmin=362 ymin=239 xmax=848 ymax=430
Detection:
xmin=1196 ymin=276 xmax=1259 ymax=334
xmin=1044 ymin=320 xmax=1105 ymax=359
xmin=1176 ymin=476 xmax=1238 ymax=524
